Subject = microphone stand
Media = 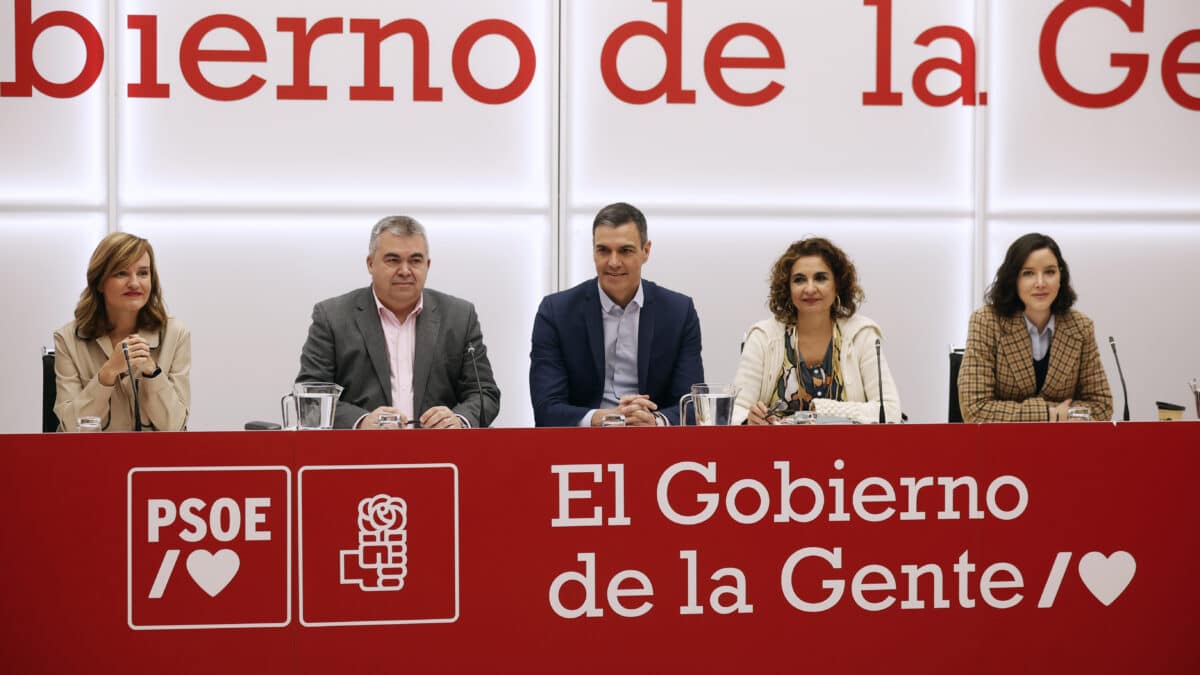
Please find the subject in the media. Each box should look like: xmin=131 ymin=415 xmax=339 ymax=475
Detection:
xmin=875 ymin=338 xmax=886 ymax=424
xmin=467 ymin=344 xmax=488 ymax=428
xmin=1108 ymin=337 xmax=1130 ymax=422
xmin=123 ymin=343 xmax=142 ymax=432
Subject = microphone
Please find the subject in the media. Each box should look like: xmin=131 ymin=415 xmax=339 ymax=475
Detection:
xmin=122 ymin=342 xmax=142 ymax=432
xmin=1108 ymin=336 xmax=1130 ymax=422
xmin=875 ymin=337 xmax=886 ymax=424
xmin=467 ymin=343 xmax=488 ymax=428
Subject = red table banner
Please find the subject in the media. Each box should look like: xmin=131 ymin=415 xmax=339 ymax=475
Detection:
xmin=1 ymin=422 xmax=1197 ymax=674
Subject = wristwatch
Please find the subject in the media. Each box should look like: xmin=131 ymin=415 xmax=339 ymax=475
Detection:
xmin=143 ymin=367 xmax=162 ymax=379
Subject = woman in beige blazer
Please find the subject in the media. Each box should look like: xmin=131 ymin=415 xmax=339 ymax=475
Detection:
xmin=958 ymin=233 xmax=1111 ymax=423
xmin=54 ymin=233 xmax=190 ymax=431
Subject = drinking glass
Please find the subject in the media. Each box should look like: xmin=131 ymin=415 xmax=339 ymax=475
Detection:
xmin=600 ymin=414 xmax=626 ymax=427
xmin=1066 ymin=406 xmax=1092 ymax=422
xmin=679 ymin=384 xmax=740 ymax=426
xmin=76 ymin=416 xmax=101 ymax=432
xmin=377 ymin=413 xmax=402 ymax=430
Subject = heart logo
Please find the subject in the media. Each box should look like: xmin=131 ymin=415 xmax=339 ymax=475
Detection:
xmin=1077 ymin=551 xmax=1136 ymax=606
xmin=186 ymin=549 xmax=241 ymax=597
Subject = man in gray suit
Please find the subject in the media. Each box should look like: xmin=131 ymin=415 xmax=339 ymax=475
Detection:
xmin=296 ymin=216 xmax=500 ymax=429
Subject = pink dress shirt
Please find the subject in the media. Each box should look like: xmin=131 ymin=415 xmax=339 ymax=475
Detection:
xmin=374 ymin=290 xmax=423 ymax=421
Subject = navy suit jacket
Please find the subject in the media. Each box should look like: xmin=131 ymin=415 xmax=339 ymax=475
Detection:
xmin=529 ymin=278 xmax=704 ymax=427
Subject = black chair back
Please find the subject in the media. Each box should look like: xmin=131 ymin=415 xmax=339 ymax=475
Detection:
xmin=43 ymin=348 xmax=59 ymax=432
xmin=948 ymin=348 xmax=965 ymax=423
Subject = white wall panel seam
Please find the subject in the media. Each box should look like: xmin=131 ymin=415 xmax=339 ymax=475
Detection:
xmin=566 ymin=206 xmax=977 ymax=219
xmin=555 ymin=0 xmax=569 ymax=292
xmin=552 ymin=0 xmax=565 ymax=294
xmin=116 ymin=205 xmax=554 ymax=216
xmin=0 ymin=204 xmax=110 ymax=213
xmin=106 ymin=0 xmax=117 ymax=234
xmin=987 ymin=210 xmax=1200 ymax=222
xmin=972 ymin=0 xmax=990 ymax=317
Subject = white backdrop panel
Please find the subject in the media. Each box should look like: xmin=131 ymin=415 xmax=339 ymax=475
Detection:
xmin=124 ymin=212 xmax=548 ymax=430
xmin=985 ymin=221 xmax=1200 ymax=421
xmin=565 ymin=213 xmax=972 ymax=424
xmin=0 ymin=0 xmax=106 ymax=205
xmin=989 ymin=0 xmax=1200 ymax=211
xmin=0 ymin=213 xmax=106 ymax=432
xmin=117 ymin=0 xmax=552 ymax=208
xmin=566 ymin=0 xmax=974 ymax=210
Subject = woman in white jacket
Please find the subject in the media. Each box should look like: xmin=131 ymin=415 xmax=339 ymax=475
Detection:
xmin=733 ymin=237 xmax=901 ymax=425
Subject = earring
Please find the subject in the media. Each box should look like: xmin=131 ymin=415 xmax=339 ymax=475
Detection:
xmin=833 ymin=295 xmax=843 ymax=317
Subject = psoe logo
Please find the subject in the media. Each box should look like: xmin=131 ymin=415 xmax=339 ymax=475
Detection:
xmin=299 ymin=464 xmax=459 ymax=627
xmin=127 ymin=466 xmax=292 ymax=630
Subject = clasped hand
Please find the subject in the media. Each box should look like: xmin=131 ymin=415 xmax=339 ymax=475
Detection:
xmin=359 ymin=405 xmax=465 ymax=429
xmin=1047 ymin=398 xmax=1074 ymax=422
xmin=593 ymin=394 xmax=660 ymax=427
xmin=99 ymin=334 xmax=157 ymax=386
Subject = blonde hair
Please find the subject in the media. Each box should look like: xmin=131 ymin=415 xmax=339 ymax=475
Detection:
xmin=74 ymin=233 xmax=168 ymax=339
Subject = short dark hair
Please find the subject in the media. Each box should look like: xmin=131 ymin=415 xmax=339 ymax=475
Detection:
xmin=592 ymin=202 xmax=647 ymax=246
xmin=985 ymin=232 xmax=1077 ymax=316
xmin=767 ymin=237 xmax=864 ymax=325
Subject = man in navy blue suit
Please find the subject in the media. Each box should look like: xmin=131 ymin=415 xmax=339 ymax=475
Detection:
xmin=530 ymin=202 xmax=704 ymax=427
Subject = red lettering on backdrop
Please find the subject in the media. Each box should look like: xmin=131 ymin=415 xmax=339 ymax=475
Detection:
xmin=276 ymin=17 xmax=345 ymax=101
xmin=1162 ymin=30 xmax=1200 ymax=111
xmin=702 ymin=23 xmax=785 ymax=107
xmin=1039 ymin=0 xmax=1148 ymax=108
xmin=0 ymin=0 xmax=103 ymax=98
xmin=179 ymin=14 xmax=268 ymax=102
xmin=348 ymin=19 xmax=444 ymax=102
xmin=600 ymin=0 xmax=697 ymax=104
xmin=451 ymin=20 xmax=537 ymax=105
xmin=862 ymin=0 xmax=902 ymax=106
xmin=912 ymin=26 xmax=980 ymax=106
xmin=127 ymin=15 xmax=169 ymax=98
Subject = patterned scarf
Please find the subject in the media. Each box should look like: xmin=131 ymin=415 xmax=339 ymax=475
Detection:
xmin=772 ymin=323 xmax=845 ymax=411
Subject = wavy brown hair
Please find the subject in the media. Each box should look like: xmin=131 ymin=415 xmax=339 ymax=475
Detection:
xmin=74 ymin=233 xmax=168 ymax=339
xmin=768 ymin=237 xmax=864 ymax=325
xmin=984 ymin=232 xmax=1077 ymax=316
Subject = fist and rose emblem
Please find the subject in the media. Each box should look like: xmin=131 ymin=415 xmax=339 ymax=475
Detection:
xmin=340 ymin=494 xmax=410 ymax=591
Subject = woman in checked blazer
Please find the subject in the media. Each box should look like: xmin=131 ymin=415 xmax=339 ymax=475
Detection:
xmin=958 ymin=233 xmax=1112 ymax=423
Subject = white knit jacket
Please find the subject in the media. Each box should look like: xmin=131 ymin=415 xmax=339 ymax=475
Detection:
xmin=731 ymin=314 xmax=902 ymax=425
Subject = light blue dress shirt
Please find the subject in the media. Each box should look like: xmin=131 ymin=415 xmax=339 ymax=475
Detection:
xmin=578 ymin=281 xmax=643 ymax=426
xmin=1024 ymin=313 xmax=1056 ymax=361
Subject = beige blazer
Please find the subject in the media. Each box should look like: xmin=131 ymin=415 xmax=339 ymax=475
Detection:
xmin=957 ymin=306 xmax=1112 ymax=423
xmin=53 ymin=318 xmax=191 ymax=431
xmin=732 ymin=314 xmax=902 ymax=425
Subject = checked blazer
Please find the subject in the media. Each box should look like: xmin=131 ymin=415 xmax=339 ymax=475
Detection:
xmin=958 ymin=306 xmax=1112 ymax=423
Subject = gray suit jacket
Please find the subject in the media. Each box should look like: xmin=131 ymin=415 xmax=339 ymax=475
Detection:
xmin=296 ymin=286 xmax=500 ymax=428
